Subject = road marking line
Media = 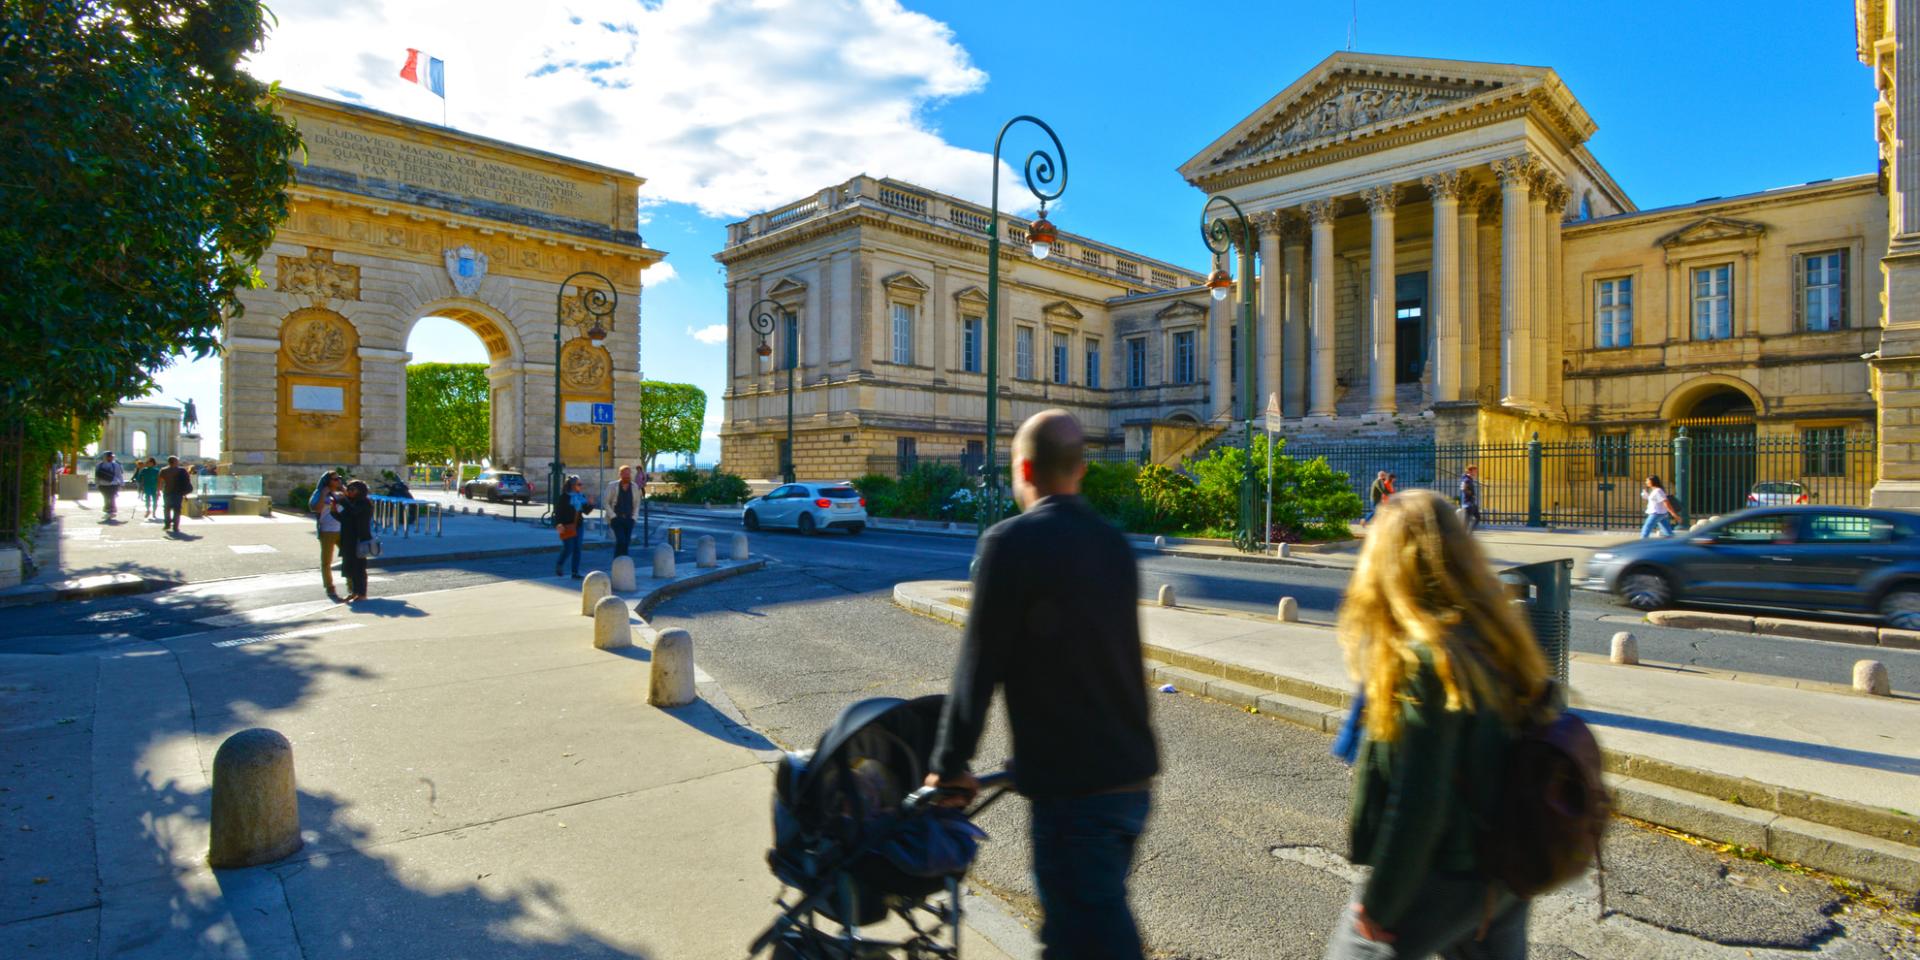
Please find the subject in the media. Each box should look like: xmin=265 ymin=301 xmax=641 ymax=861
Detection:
xmin=211 ymin=622 xmax=366 ymax=648
xmin=229 ymin=544 xmax=279 ymax=554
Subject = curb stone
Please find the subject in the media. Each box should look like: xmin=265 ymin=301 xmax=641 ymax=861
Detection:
xmin=892 ymin=583 xmax=1920 ymax=894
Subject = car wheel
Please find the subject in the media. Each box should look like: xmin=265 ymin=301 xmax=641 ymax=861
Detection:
xmin=1880 ymin=586 xmax=1920 ymax=630
xmin=798 ymin=513 xmax=816 ymax=536
xmin=744 ymin=509 xmax=761 ymax=531
xmin=846 ymin=522 xmax=864 ymax=535
xmin=1620 ymin=569 xmax=1673 ymax=611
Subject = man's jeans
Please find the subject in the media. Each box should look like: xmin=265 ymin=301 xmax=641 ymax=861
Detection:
xmin=1029 ymin=790 xmax=1150 ymax=960
xmin=611 ymin=516 xmax=635 ymax=557
xmin=100 ymin=484 xmax=120 ymax=517
xmin=1322 ymin=872 xmax=1527 ymax=960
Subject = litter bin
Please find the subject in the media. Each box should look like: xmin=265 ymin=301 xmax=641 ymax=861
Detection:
xmin=1500 ymin=558 xmax=1572 ymax=683
xmin=666 ymin=526 xmax=683 ymax=552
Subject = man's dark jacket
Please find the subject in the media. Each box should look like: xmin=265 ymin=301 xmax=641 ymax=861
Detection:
xmin=931 ymin=494 xmax=1159 ymax=799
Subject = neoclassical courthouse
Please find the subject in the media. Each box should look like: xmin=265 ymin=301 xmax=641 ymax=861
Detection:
xmin=719 ymin=5 xmax=1920 ymax=509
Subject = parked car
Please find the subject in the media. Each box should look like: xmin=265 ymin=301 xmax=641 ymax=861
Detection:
xmin=742 ymin=482 xmax=867 ymax=535
xmin=462 ymin=470 xmax=534 ymax=503
xmin=1584 ymin=506 xmax=1920 ymax=627
xmin=1747 ymin=481 xmax=1812 ymax=507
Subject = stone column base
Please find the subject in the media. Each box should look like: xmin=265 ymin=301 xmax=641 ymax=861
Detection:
xmin=1870 ymin=480 xmax=1920 ymax=509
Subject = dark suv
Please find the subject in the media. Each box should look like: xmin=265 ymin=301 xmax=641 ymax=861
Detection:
xmin=1585 ymin=506 xmax=1920 ymax=627
xmin=462 ymin=470 xmax=534 ymax=504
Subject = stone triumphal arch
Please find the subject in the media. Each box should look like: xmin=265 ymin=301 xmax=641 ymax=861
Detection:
xmin=224 ymin=91 xmax=664 ymax=499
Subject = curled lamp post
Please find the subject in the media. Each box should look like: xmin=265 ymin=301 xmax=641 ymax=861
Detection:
xmin=1200 ymin=195 xmax=1260 ymax=553
xmin=551 ymin=271 xmax=615 ymax=520
xmin=981 ymin=115 xmax=1067 ymax=535
xmin=746 ymin=299 xmax=798 ymax=484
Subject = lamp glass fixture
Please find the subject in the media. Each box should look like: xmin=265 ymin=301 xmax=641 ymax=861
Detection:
xmin=1028 ymin=208 xmax=1058 ymax=261
xmin=1207 ymin=268 xmax=1233 ymax=302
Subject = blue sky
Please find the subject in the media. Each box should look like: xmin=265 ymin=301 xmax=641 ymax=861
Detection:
xmin=156 ymin=0 xmax=1876 ymax=464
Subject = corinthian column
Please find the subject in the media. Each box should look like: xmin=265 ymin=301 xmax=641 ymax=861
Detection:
xmin=1361 ymin=184 xmax=1400 ymax=417
xmin=1305 ymin=198 xmax=1339 ymax=418
xmin=1492 ymin=154 xmax=1537 ymax=409
xmin=1457 ymin=179 xmax=1487 ymax=401
xmin=1423 ymin=171 xmax=1464 ymax=404
xmin=1257 ymin=212 xmax=1283 ymax=424
xmin=1527 ymin=168 xmax=1557 ymax=412
xmin=1541 ymin=177 xmax=1571 ymax=415
xmin=1281 ymin=215 xmax=1309 ymax=418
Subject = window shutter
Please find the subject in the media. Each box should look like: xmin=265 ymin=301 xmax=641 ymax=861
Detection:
xmin=1792 ymin=254 xmax=1804 ymax=331
xmin=1840 ymin=250 xmax=1850 ymax=329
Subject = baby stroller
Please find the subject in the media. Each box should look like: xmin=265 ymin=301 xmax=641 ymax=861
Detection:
xmin=750 ymin=695 xmax=1010 ymax=959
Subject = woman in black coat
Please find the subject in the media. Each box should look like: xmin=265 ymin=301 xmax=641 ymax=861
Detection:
xmin=333 ymin=479 xmax=375 ymax=602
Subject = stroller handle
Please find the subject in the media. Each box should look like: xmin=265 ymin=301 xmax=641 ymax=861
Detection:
xmin=903 ymin=767 xmax=1013 ymax=814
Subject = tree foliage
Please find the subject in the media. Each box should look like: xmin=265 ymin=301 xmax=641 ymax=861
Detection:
xmin=0 ymin=0 xmax=301 ymax=422
xmin=406 ymin=363 xmax=490 ymax=464
xmin=640 ymin=381 xmax=705 ymax=467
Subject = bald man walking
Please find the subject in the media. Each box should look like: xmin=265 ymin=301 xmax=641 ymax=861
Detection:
xmin=927 ymin=409 xmax=1159 ymax=959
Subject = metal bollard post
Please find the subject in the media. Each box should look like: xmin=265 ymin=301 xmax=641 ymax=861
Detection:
xmin=1499 ymin=558 xmax=1572 ymax=684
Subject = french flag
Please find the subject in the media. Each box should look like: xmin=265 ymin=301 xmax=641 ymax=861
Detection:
xmin=399 ymin=49 xmax=445 ymax=98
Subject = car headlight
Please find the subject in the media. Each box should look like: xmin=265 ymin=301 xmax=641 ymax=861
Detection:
xmin=1591 ymin=552 xmax=1615 ymax=562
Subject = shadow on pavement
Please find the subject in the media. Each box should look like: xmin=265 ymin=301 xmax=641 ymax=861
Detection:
xmin=1575 ymin=708 xmax=1920 ymax=774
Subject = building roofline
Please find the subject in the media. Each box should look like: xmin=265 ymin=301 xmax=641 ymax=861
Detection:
xmin=1564 ymin=173 xmax=1878 ymax=233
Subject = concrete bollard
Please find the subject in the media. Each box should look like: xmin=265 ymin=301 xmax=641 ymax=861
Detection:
xmin=1610 ymin=631 xmax=1639 ymax=665
xmin=730 ymin=532 xmax=749 ymax=561
xmin=1158 ymin=584 xmax=1175 ymax=607
xmin=208 ymin=728 xmax=302 ymax=869
xmin=1276 ymin=542 xmax=1292 ymax=558
xmin=649 ymin=628 xmax=697 ymax=707
xmin=1277 ymin=597 xmax=1298 ymax=622
xmin=1854 ymin=659 xmax=1892 ymax=696
xmin=696 ymin=535 xmax=718 ymax=568
xmin=1153 ymin=535 xmax=1166 ymax=549
xmin=580 ymin=570 xmax=611 ymax=616
xmin=610 ymin=555 xmax=637 ymax=593
xmin=592 ymin=595 xmax=632 ymax=650
xmin=652 ymin=543 xmax=675 ymax=579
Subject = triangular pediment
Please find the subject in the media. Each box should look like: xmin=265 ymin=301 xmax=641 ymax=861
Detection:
xmin=880 ymin=271 xmax=930 ymax=295
xmin=1657 ymin=216 xmax=1767 ymax=249
xmin=766 ymin=277 xmax=808 ymax=300
xmin=1156 ymin=300 xmax=1208 ymax=323
xmin=1180 ymin=53 xmax=1593 ymax=183
xmin=952 ymin=285 xmax=988 ymax=306
xmin=1041 ymin=300 xmax=1084 ymax=322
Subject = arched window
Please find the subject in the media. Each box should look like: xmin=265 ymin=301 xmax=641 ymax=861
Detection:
xmin=130 ymin=430 xmax=149 ymax=458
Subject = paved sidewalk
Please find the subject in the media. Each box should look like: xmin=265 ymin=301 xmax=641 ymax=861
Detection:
xmin=1 ymin=558 xmax=1028 ymax=959
xmin=895 ymin=579 xmax=1920 ymax=892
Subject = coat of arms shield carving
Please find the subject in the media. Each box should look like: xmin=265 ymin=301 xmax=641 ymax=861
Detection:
xmin=444 ymin=245 xmax=489 ymax=297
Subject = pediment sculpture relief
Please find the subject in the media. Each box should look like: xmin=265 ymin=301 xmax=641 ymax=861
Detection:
xmin=277 ymin=248 xmax=361 ymax=304
xmin=1218 ymin=80 xmax=1485 ymax=165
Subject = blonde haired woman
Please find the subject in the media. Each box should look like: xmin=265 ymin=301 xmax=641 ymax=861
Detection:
xmin=1325 ymin=489 xmax=1549 ymax=959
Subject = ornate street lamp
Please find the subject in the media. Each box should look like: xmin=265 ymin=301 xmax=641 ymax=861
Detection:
xmin=981 ymin=115 xmax=1067 ymax=534
xmin=551 ymin=271 xmax=615 ymax=518
xmin=747 ymin=298 xmax=798 ymax=484
xmin=1200 ymin=195 xmax=1260 ymax=552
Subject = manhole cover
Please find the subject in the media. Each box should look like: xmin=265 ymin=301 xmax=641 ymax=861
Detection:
xmin=81 ymin=609 xmax=146 ymax=623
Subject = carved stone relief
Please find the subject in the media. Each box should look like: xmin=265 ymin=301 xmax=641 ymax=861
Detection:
xmin=1218 ymin=80 xmax=1484 ymax=165
xmin=283 ymin=312 xmax=354 ymax=372
xmin=276 ymin=248 xmax=361 ymax=303
xmin=560 ymin=339 xmax=612 ymax=390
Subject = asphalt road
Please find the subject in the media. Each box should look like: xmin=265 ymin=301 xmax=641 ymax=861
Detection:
xmin=644 ymin=549 xmax=1920 ymax=959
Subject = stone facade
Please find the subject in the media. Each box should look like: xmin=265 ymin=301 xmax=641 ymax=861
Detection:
xmin=224 ymin=91 xmax=664 ymax=500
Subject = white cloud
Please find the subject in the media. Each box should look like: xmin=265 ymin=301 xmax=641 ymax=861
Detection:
xmin=641 ymin=260 xmax=677 ymax=286
xmin=245 ymin=0 xmax=1021 ymax=219
xmin=687 ymin=323 xmax=729 ymax=345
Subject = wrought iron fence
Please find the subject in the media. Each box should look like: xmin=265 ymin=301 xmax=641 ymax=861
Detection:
xmin=861 ymin=447 xmax=1139 ymax=481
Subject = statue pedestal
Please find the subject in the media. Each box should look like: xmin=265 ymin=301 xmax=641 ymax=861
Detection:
xmin=178 ymin=433 xmax=202 ymax=459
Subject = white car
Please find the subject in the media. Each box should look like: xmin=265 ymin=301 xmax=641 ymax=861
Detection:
xmin=742 ymin=482 xmax=867 ymax=535
xmin=1747 ymin=481 xmax=1811 ymax=507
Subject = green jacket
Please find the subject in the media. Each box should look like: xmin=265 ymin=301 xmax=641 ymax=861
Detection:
xmin=1347 ymin=645 xmax=1513 ymax=930
xmin=134 ymin=466 xmax=161 ymax=495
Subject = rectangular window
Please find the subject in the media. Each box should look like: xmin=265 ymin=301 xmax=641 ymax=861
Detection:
xmin=1802 ymin=250 xmax=1848 ymax=331
xmin=1174 ymin=330 xmax=1196 ymax=384
xmin=1052 ymin=331 xmax=1070 ymax=384
xmin=1691 ymin=264 xmax=1732 ymax=341
xmin=1015 ymin=326 xmax=1034 ymax=380
xmin=891 ymin=303 xmax=914 ymax=365
xmin=1595 ymin=433 xmax=1630 ymax=477
xmin=1086 ymin=339 xmax=1102 ymax=389
xmin=1595 ymin=277 xmax=1633 ymax=348
xmin=897 ymin=437 xmax=917 ymax=472
xmin=1127 ymin=337 xmax=1147 ymax=388
xmin=1801 ymin=426 xmax=1848 ymax=477
xmin=961 ymin=316 xmax=981 ymax=373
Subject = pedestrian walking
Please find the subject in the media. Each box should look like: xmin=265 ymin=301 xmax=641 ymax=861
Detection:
xmin=1325 ymin=488 xmax=1551 ymax=960
xmin=1365 ymin=470 xmax=1390 ymax=526
xmin=602 ymin=465 xmax=642 ymax=557
xmin=94 ymin=452 xmax=125 ymax=520
xmin=1639 ymin=475 xmax=1678 ymax=539
xmin=1458 ymin=465 xmax=1482 ymax=532
xmin=334 ymin=479 xmax=375 ymax=603
xmin=158 ymin=456 xmax=193 ymax=532
xmin=312 ymin=471 xmax=345 ymax=601
xmin=553 ymin=475 xmax=594 ymax=579
xmin=134 ymin=457 xmax=161 ymax=520
xmin=926 ymin=409 xmax=1159 ymax=960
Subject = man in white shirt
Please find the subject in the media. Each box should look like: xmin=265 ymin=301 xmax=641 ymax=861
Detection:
xmin=601 ymin=465 xmax=645 ymax=557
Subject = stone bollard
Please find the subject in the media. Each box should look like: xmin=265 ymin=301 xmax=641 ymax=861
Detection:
xmin=592 ymin=595 xmax=632 ymax=650
xmin=1158 ymin=584 xmax=1175 ymax=607
xmin=1276 ymin=542 xmax=1292 ymax=558
xmin=580 ymin=570 xmax=611 ymax=616
xmin=208 ymin=728 xmax=302 ymax=869
xmin=1610 ymin=631 xmax=1639 ymax=665
xmin=730 ymin=532 xmax=749 ymax=561
xmin=1854 ymin=659 xmax=1892 ymax=696
xmin=610 ymin=555 xmax=637 ymax=593
xmin=696 ymin=535 xmax=718 ymax=568
xmin=649 ymin=628 xmax=697 ymax=707
xmin=1276 ymin=597 xmax=1298 ymax=622
xmin=1153 ymin=535 xmax=1166 ymax=549
xmin=652 ymin=542 xmax=675 ymax=579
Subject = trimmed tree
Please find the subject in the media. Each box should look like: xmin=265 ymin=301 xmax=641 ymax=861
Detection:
xmin=640 ymin=381 xmax=705 ymax=469
xmin=406 ymin=363 xmax=491 ymax=465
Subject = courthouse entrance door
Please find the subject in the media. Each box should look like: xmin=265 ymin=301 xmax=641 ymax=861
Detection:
xmin=1674 ymin=389 xmax=1757 ymax=518
xmin=1394 ymin=271 xmax=1428 ymax=383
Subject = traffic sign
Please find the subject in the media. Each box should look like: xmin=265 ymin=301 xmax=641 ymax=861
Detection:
xmin=590 ymin=403 xmax=615 ymax=425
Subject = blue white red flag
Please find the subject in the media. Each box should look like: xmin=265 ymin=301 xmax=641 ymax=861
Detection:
xmin=399 ymin=49 xmax=445 ymax=98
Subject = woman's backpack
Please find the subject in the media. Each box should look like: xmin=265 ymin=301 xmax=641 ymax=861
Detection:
xmin=1475 ymin=685 xmax=1610 ymax=899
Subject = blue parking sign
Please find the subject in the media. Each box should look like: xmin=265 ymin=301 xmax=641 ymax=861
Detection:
xmin=590 ymin=403 xmax=615 ymax=425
